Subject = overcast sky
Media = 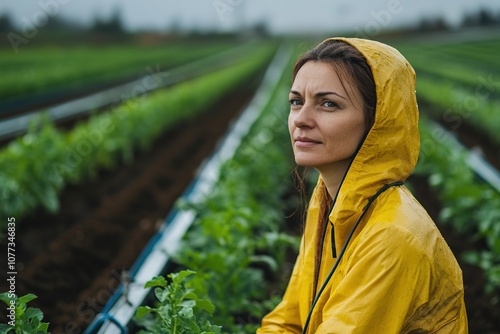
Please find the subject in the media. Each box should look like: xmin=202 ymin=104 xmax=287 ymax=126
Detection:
xmin=1 ymin=0 xmax=499 ymax=34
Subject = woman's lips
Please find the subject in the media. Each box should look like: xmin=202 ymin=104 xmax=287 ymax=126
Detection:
xmin=295 ymin=136 xmax=321 ymax=148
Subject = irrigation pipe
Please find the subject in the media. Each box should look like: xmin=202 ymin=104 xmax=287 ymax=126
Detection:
xmin=84 ymin=42 xmax=293 ymax=334
xmin=425 ymin=119 xmax=500 ymax=193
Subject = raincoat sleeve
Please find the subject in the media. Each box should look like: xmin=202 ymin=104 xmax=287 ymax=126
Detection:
xmin=256 ymin=239 xmax=304 ymax=334
xmin=316 ymin=224 xmax=462 ymax=334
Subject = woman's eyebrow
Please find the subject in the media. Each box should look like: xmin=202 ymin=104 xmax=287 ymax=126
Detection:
xmin=316 ymin=91 xmax=347 ymax=100
xmin=289 ymin=90 xmax=346 ymax=100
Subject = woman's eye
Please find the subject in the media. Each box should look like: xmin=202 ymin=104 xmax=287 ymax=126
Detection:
xmin=322 ymin=101 xmax=338 ymax=108
xmin=289 ymin=98 xmax=302 ymax=106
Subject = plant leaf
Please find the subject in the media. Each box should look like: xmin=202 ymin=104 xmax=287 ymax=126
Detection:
xmin=183 ymin=291 xmax=198 ymax=300
xmin=183 ymin=317 xmax=201 ymax=333
xmin=36 ymin=322 xmax=49 ymax=332
xmin=170 ymin=270 xmax=196 ymax=283
xmin=136 ymin=306 xmax=155 ymax=319
xmin=250 ymin=255 xmax=278 ymax=272
xmin=154 ymin=287 xmax=168 ymax=303
xmin=0 ymin=324 xmax=14 ymax=334
xmin=18 ymin=293 xmax=37 ymax=305
xmin=196 ymin=299 xmax=215 ymax=314
xmin=144 ymin=276 xmax=167 ymax=288
xmin=25 ymin=307 xmax=43 ymax=321
xmin=0 ymin=292 xmax=14 ymax=306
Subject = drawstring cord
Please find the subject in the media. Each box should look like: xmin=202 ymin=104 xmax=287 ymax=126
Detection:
xmin=301 ymin=181 xmax=404 ymax=334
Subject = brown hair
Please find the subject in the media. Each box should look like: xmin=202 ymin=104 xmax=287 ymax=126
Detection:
xmin=292 ymin=39 xmax=377 ymax=290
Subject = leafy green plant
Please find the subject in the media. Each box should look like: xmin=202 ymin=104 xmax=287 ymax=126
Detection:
xmin=0 ymin=293 xmax=49 ymax=334
xmin=135 ymin=271 xmax=221 ymax=334
xmin=0 ymin=43 xmax=275 ymax=229
xmin=0 ymin=41 xmax=237 ymax=100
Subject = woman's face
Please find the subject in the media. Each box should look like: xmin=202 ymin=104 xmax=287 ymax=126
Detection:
xmin=288 ymin=61 xmax=367 ymax=173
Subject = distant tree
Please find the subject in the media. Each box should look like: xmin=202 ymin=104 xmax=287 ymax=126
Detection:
xmin=167 ymin=18 xmax=182 ymax=34
xmin=44 ymin=16 xmax=84 ymax=31
xmin=91 ymin=7 xmax=125 ymax=34
xmin=251 ymin=21 xmax=269 ymax=37
xmin=478 ymin=8 xmax=496 ymax=26
xmin=418 ymin=17 xmax=449 ymax=32
xmin=0 ymin=14 xmax=13 ymax=32
xmin=461 ymin=12 xmax=478 ymax=27
xmin=433 ymin=17 xmax=448 ymax=31
xmin=461 ymin=8 xmax=500 ymax=28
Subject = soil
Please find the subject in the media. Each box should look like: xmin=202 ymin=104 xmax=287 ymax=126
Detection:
xmin=0 ymin=72 xmax=262 ymax=333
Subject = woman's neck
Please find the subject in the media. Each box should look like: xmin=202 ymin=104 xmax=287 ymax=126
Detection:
xmin=317 ymin=159 xmax=352 ymax=199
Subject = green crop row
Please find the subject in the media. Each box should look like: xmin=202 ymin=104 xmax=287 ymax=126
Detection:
xmin=415 ymin=76 xmax=500 ymax=145
xmin=0 ymin=41 xmax=235 ymax=101
xmin=412 ymin=58 xmax=500 ymax=93
xmin=398 ymin=39 xmax=500 ymax=71
xmin=133 ymin=50 xmax=301 ymax=333
xmin=0 ymin=43 xmax=276 ymax=229
xmin=415 ymin=117 xmax=500 ymax=296
xmin=432 ymin=46 xmax=500 ymax=68
xmin=395 ymin=39 xmax=500 ymax=148
xmin=397 ymin=42 xmax=500 ymax=102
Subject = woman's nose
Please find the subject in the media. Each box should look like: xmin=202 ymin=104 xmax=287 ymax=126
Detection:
xmin=292 ymin=104 xmax=315 ymax=128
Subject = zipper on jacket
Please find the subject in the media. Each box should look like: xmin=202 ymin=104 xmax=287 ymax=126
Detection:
xmin=312 ymin=201 xmax=336 ymax=298
xmin=330 ymin=221 xmax=337 ymax=258
xmin=312 ymin=221 xmax=329 ymax=299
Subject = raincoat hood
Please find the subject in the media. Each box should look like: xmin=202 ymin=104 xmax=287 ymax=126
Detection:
xmin=323 ymin=37 xmax=420 ymax=255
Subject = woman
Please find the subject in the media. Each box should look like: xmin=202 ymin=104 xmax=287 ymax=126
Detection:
xmin=257 ymin=38 xmax=468 ymax=333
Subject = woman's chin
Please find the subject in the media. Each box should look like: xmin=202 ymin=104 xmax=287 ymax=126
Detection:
xmin=294 ymin=158 xmax=318 ymax=168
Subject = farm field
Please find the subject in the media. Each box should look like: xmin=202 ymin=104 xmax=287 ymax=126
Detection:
xmin=1 ymin=32 xmax=500 ymax=333
xmin=397 ymin=38 xmax=500 ymax=159
xmin=0 ymin=38 xmax=278 ymax=332
xmin=0 ymin=40 xmax=238 ymax=114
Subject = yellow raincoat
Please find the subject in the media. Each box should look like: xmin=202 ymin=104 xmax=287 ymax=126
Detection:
xmin=257 ymin=38 xmax=468 ymax=333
